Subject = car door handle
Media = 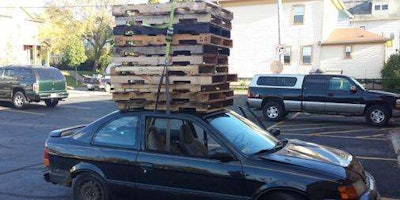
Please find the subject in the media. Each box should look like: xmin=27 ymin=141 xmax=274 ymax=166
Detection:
xmin=139 ymin=162 xmax=153 ymax=172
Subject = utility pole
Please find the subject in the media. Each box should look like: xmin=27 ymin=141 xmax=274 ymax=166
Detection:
xmin=277 ymin=0 xmax=283 ymax=63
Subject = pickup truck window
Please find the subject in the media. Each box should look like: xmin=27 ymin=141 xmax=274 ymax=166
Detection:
xmin=329 ymin=77 xmax=352 ymax=91
xmin=257 ymin=77 xmax=297 ymax=87
xmin=303 ymin=76 xmax=328 ymax=90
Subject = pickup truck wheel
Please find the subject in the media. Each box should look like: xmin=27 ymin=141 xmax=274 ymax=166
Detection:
xmin=365 ymin=105 xmax=390 ymax=127
xmin=263 ymin=102 xmax=284 ymax=121
xmin=12 ymin=91 xmax=27 ymax=109
xmin=45 ymin=99 xmax=59 ymax=107
xmin=73 ymin=172 xmax=109 ymax=200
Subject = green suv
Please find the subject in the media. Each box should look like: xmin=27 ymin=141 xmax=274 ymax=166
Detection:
xmin=0 ymin=66 xmax=68 ymax=109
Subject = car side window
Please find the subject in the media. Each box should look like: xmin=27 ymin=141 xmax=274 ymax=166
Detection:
xmin=4 ymin=69 xmax=16 ymax=80
xmin=14 ymin=68 xmax=34 ymax=81
xmin=329 ymin=77 xmax=352 ymax=91
xmin=92 ymin=116 xmax=138 ymax=149
xmin=303 ymin=76 xmax=328 ymax=90
xmin=145 ymin=117 xmax=225 ymax=159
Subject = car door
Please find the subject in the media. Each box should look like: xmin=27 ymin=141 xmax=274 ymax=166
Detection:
xmin=325 ymin=76 xmax=365 ymax=115
xmin=302 ymin=75 xmax=329 ymax=113
xmin=89 ymin=115 xmax=140 ymax=199
xmin=2 ymin=68 xmax=18 ymax=99
xmin=135 ymin=114 xmax=244 ymax=200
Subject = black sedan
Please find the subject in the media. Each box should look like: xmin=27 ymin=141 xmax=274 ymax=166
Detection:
xmin=43 ymin=110 xmax=380 ymax=200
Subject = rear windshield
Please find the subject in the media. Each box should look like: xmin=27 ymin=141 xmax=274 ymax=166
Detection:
xmin=34 ymin=68 xmax=65 ymax=80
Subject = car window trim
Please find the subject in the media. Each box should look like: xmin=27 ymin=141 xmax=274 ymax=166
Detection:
xmin=141 ymin=113 xmax=239 ymax=161
xmin=90 ymin=114 xmax=140 ymax=150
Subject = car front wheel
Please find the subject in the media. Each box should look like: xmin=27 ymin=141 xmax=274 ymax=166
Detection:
xmin=12 ymin=91 xmax=27 ymax=109
xmin=73 ymin=173 xmax=109 ymax=200
xmin=365 ymin=105 xmax=390 ymax=127
xmin=263 ymin=101 xmax=285 ymax=121
xmin=44 ymin=99 xmax=59 ymax=107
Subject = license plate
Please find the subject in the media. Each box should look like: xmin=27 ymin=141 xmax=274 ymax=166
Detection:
xmin=50 ymin=94 xmax=59 ymax=98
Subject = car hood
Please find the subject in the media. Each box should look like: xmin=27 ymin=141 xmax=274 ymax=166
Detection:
xmin=259 ymin=139 xmax=366 ymax=180
xmin=367 ymin=90 xmax=400 ymax=98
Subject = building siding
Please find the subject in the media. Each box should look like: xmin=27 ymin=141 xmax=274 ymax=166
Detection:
xmin=321 ymin=43 xmax=385 ymax=78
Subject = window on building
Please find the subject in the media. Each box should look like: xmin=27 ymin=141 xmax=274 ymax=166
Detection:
xmin=293 ymin=6 xmax=305 ymax=24
xmin=284 ymin=46 xmax=291 ymax=64
xmin=382 ymin=4 xmax=388 ymax=10
xmin=360 ymin=25 xmax=366 ymax=30
xmin=375 ymin=5 xmax=381 ymax=10
xmin=301 ymin=46 xmax=312 ymax=64
xmin=344 ymin=45 xmax=352 ymax=59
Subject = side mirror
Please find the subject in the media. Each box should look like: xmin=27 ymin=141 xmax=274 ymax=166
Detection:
xmin=350 ymin=85 xmax=357 ymax=93
xmin=208 ymin=147 xmax=234 ymax=162
xmin=268 ymin=128 xmax=281 ymax=136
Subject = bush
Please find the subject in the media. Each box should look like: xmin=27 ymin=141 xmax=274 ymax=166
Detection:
xmin=381 ymin=54 xmax=400 ymax=91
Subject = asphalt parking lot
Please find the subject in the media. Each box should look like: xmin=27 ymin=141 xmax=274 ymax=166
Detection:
xmin=0 ymin=93 xmax=399 ymax=199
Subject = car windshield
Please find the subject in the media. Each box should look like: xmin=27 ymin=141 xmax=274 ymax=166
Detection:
xmin=35 ymin=68 xmax=65 ymax=81
xmin=350 ymin=77 xmax=365 ymax=90
xmin=207 ymin=111 xmax=278 ymax=155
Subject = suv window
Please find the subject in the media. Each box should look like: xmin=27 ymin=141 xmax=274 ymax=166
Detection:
xmin=329 ymin=77 xmax=352 ymax=91
xmin=34 ymin=68 xmax=65 ymax=80
xmin=14 ymin=68 xmax=34 ymax=81
xmin=257 ymin=77 xmax=297 ymax=87
xmin=4 ymin=69 xmax=16 ymax=79
xmin=303 ymin=76 xmax=328 ymax=90
xmin=145 ymin=117 xmax=223 ymax=158
xmin=92 ymin=116 xmax=138 ymax=149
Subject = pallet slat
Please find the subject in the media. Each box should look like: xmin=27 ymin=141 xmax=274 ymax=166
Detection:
xmin=112 ymin=82 xmax=231 ymax=93
xmin=112 ymin=90 xmax=234 ymax=102
xmin=113 ymin=23 xmax=231 ymax=38
xmin=111 ymin=65 xmax=228 ymax=76
xmin=114 ymin=34 xmax=233 ymax=48
xmin=112 ymin=1 xmax=233 ymax=20
xmin=114 ymin=45 xmax=230 ymax=57
xmin=112 ymin=55 xmax=226 ymax=66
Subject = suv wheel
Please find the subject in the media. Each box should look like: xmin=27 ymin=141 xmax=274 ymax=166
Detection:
xmin=13 ymin=91 xmax=27 ymax=109
xmin=45 ymin=99 xmax=59 ymax=107
xmin=263 ymin=101 xmax=285 ymax=121
xmin=73 ymin=172 xmax=109 ymax=200
xmin=365 ymin=105 xmax=390 ymax=127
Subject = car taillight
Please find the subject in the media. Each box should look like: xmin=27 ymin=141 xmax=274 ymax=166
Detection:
xmin=247 ymin=89 xmax=254 ymax=98
xmin=33 ymin=83 xmax=39 ymax=93
xmin=338 ymin=180 xmax=367 ymax=200
xmin=43 ymin=148 xmax=50 ymax=167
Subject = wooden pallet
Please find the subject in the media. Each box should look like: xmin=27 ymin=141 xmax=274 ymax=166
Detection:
xmin=112 ymin=90 xmax=234 ymax=102
xmin=117 ymin=99 xmax=234 ymax=113
xmin=112 ymin=55 xmax=222 ymax=66
xmin=112 ymin=82 xmax=231 ymax=93
xmin=115 ymin=13 xmax=232 ymax=30
xmin=114 ymin=45 xmax=230 ymax=57
xmin=113 ymin=23 xmax=231 ymax=38
xmin=111 ymin=65 xmax=228 ymax=76
xmin=110 ymin=74 xmax=238 ymax=85
xmin=112 ymin=1 xmax=233 ymax=21
xmin=114 ymin=34 xmax=233 ymax=49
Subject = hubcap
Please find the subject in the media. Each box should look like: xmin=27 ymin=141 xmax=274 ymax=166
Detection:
xmin=80 ymin=180 xmax=102 ymax=200
xmin=14 ymin=95 xmax=23 ymax=106
xmin=370 ymin=109 xmax=385 ymax=124
xmin=267 ymin=106 xmax=279 ymax=118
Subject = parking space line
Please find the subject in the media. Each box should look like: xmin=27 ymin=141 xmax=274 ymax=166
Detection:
xmin=283 ymin=125 xmax=343 ymax=131
xmin=282 ymin=133 xmax=387 ymax=141
xmin=357 ymin=156 xmax=398 ymax=162
xmin=311 ymin=128 xmax=391 ymax=136
xmin=61 ymin=105 xmax=91 ymax=110
xmin=276 ymin=123 xmax=336 ymax=128
xmin=268 ymin=112 xmax=300 ymax=129
xmin=0 ymin=109 xmax=44 ymax=116
xmin=357 ymin=134 xmax=385 ymax=139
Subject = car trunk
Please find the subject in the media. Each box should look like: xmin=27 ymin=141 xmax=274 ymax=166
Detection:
xmin=34 ymin=68 xmax=66 ymax=93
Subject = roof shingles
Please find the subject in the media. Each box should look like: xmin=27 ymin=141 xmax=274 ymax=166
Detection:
xmin=322 ymin=28 xmax=390 ymax=45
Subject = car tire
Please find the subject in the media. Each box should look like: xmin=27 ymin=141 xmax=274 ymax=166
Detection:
xmin=365 ymin=105 xmax=390 ymax=127
xmin=12 ymin=91 xmax=27 ymax=109
xmin=263 ymin=101 xmax=285 ymax=121
xmin=73 ymin=172 xmax=109 ymax=200
xmin=45 ymin=99 xmax=59 ymax=107
xmin=104 ymin=83 xmax=111 ymax=93
xmin=262 ymin=191 xmax=306 ymax=200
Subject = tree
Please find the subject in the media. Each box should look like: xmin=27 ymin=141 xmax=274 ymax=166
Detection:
xmin=381 ymin=54 xmax=400 ymax=92
xmin=61 ymin=36 xmax=87 ymax=68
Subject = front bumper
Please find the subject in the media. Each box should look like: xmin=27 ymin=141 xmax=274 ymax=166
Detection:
xmin=360 ymin=171 xmax=381 ymax=200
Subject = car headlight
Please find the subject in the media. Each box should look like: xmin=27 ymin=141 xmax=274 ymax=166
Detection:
xmin=338 ymin=180 xmax=368 ymax=200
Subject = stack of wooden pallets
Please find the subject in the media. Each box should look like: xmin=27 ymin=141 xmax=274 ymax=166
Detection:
xmin=111 ymin=1 xmax=237 ymax=113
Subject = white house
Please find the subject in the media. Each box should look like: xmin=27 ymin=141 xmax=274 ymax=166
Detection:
xmin=219 ymin=0 xmax=389 ymax=79
xmin=0 ymin=8 xmax=45 ymax=66
xmin=345 ymin=0 xmax=400 ymax=58
xmin=320 ymin=28 xmax=389 ymax=78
